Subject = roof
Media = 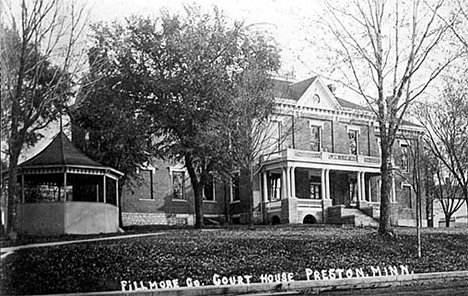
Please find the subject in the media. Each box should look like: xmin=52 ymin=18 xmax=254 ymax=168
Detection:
xmin=273 ymin=77 xmax=365 ymax=111
xmin=335 ymin=97 xmax=369 ymax=111
xmin=288 ymin=76 xmax=318 ymax=100
xmin=19 ymin=131 xmax=104 ymax=168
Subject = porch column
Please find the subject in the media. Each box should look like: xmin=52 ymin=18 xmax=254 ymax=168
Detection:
xmin=368 ymin=177 xmax=372 ymax=202
xmin=282 ymin=167 xmax=288 ymax=199
xmin=321 ymin=169 xmax=326 ymax=200
xmin=357 ymin=172 xmax=362 ymax=202
xmin=284 ymin=166 xmax=291 ymax=199
xmin=361 ymin=172 xmax=366 ymax=201
xmin=103 ymin=175 xmax=107 ymax=204
xmin=290 ymin=166 xmax=296 ymax=198
xmin=96 ymin=185 xmax=99 ymax=202
xmin=325 ymin=169 xmax=331 ymax=200
xmin=262 ymin=172 xmax=268 ymax=202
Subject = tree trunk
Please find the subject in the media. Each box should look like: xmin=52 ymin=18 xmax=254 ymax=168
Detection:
xmin=185 ymin=154 xmax=204 ymax=229
xmin=193 ymin=184 xmax=204 ymax=229
xmin=224 ymin=182 xmax=231 ymax=225
xmin=416 ymin=187 xmax=421 ymax=258
xmin=6 ymin=148 xmax=21 ymax=239
xmin=379 ymin=139 xmax=394 ymax=236
xmin=243 ymin=167 xmax=254 ymax=230
xmin=445 ymin=214 xmax=451 ymax=227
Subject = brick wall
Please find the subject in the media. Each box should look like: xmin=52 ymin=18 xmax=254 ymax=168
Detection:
xmin=333 ymin=121 xmax=349 ymax=154
xmin=322 ymin=121 xmax=333 ymax=152
xmin=122 ymin=158 xmax=228 ymax=225
xmin=294 ymin=118 xmax=310 ymax=150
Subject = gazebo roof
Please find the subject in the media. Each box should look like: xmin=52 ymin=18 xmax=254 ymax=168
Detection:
xmin=19 ymin=131 xmax=123 ymax=177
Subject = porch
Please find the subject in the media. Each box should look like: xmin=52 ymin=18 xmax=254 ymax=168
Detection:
xmin=260 ymin=149 xmax=394 ymax=225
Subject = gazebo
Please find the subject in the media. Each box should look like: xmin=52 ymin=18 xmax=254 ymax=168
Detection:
xmin=16 ymin=131 xmax=124 ymax=236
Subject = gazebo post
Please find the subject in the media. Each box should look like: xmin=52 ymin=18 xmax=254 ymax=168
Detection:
xmin=116 ymin=179 xmax=119 ymax=208
xmin=103 ymin=175 xmax=107 ymax=204
xmin=21 ymin=171 xmax=25 ymax=203
xmin=63 ymin=169 xmax=67 ymax=202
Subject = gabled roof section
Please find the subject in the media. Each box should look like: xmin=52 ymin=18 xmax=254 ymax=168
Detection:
xmin=19 ymin=131 xmax=103 ymax=168
xmin=335 ymin=97 xmax=369 ymax=111
xmin=288 ymin=76 xmax=318 ymax=100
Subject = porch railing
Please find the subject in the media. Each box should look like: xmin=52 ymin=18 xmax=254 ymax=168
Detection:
xmin=261 ymin=148 xmax=381 ymax=168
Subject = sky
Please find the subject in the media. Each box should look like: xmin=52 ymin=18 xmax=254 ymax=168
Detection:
xmin=87 ymin=0 xmax=323 ymax=79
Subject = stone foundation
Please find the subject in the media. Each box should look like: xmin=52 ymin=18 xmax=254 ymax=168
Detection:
xmin=122 ymin=212 xmax=195 ymax=226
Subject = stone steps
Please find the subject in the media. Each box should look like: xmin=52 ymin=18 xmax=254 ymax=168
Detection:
xmin=328 ymin=206 xmax=379 ymax=227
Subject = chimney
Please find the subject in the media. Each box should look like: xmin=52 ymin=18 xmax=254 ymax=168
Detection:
xmin=327 ymin=84 xmax=336 ymax=95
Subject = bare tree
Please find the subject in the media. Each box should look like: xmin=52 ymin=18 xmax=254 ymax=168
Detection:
xmin=313 ymin=0 xmax=458 ymax=235
xmin=1 ymin=0 xmax=88 ymax=238
xmin=395 ymin=135 xmax=422 ymax=256
xmin=432 ymin=166 xmax=465 ymax=227
xmin=433 ymin=0 xmax=468 ymax=52
xmin=416 ymin=73 xmax=468 ymax=219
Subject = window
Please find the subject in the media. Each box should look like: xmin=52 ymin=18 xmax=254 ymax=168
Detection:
xmin=403 ymin=184 xmax=412 ymax=208
xmin=400 ymin=143 xmax=410 ymax=171
xmin=204 ymin=176 xmax=215 ymax=201
xmin=172 ymin=171 xmax=185 ymax=200
xmin=231 ymin=172 xmax=240 ymax=202
xmin=268 ymin=173 xmax=282 ymax=200
xmin=310 ymin=176 xmax=321 ymax=199
xmin=139 ymin=169 xmax=154 ymax=199
xmin=310 ymin=125 xmax=321 ymax=152
xmin=348 ymin=129 xmax=359 ymax=155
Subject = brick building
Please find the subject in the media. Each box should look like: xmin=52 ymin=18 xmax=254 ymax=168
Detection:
xmin=121 ymin=75 xmax=424 ymax=227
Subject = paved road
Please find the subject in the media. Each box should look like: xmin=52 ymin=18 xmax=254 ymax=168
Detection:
xmin=241 ymin=280 xmax=468 ymax=296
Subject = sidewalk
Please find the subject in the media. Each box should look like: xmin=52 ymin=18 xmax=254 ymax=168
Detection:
xmin=24 ymin=270 xmax=468 ymax=296
xmin=0 ymin=232 xmax=166 ymax=260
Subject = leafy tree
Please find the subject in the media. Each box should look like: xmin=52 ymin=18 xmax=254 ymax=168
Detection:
xmin=313 ymin=0 xmax=459 ymax=235
xmin=220 ymin=46 xmax=282 ymax=227
xmin=71 ymin=36 xmax=156 ymax=226
xmin=1 ymin=0 xmax=88 ymax=237
xmin=86 ymin=5 xmax=280 ymax=228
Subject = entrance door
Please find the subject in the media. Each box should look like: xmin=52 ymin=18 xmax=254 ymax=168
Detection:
xmin=348 ymin=178 xmax=358 ymax=207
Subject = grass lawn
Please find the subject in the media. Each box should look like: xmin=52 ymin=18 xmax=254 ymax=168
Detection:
xmin=1 ymin=225 xmax=467 ymax=295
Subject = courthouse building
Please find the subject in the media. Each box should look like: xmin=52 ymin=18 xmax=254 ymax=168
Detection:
xmin=121 ymin=76 xmax=424 ymax=227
